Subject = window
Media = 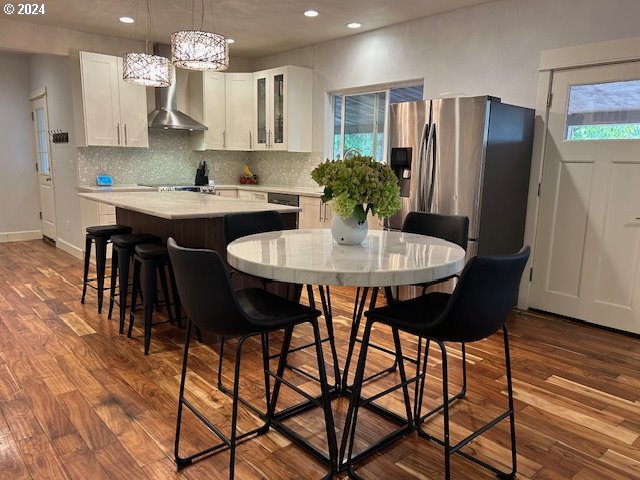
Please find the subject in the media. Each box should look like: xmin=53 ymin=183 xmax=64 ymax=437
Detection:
xmin=565 ymin=79 xmax=640 ymax=140
xmin=333 ymin=84 xmax=423 ymax=160
xmin=34 ymin=107 xmax=50 ymax=174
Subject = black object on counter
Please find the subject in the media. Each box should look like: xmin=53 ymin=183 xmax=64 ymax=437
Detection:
xmin=195 ymin=161 xmax=209 ymax=186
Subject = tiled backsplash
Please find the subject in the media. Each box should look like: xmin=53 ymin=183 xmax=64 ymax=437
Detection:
xmin=77 ymin=130 xmax=323 ymax=188
xmin=250 ymin=151 xmax=323 ymax=188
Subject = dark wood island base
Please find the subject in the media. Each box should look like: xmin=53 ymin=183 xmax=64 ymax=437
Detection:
xmin=116 ymin=207 xmax=299 ymax=293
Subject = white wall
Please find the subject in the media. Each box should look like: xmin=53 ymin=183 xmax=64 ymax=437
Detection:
xmin=29 ymin=54 xmax=84 ymax=256
xmin=252 ymin=0 xmax=640 ymax=153
xmin=0 ymin=52 xmax=41 ymax=241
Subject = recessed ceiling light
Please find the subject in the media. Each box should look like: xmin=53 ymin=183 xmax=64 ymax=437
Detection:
xmin=304 ymin=10 xmax=319 ymax=17
xmin=347 ymin=22 xmax=362 ymax=29
xmin=119 ymin=16 xmax=135 ymax=24
xmin=227 ymin=38 xmax=235 ymax=44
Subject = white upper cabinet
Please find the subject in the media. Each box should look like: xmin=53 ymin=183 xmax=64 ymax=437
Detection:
xmin=253 ymin=66 xmax=313 ymax=152
xmin=75 ymin=51 xmax=148 ymax=148
xmin=191 ymin=71 xmax=253 ymax=151
xmin=202 ymin=71 xmax=226 ymax=150
xmin=225 ymin=73 xmax=254 ymax=150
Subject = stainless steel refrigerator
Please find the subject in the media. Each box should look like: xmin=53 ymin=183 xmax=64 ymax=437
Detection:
xmin=385 ymin=96 xmax=534 ymax=256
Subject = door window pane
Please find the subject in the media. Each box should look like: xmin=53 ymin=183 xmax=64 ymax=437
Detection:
xmin=565 ymin=79 xmax=640 ymax=140
xmin=35 ymin=107 xmax=50 ymax=174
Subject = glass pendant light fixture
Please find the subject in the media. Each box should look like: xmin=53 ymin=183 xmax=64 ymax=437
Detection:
xmin=122 ymin=0 xmax=173 ymax=87
xmin=171 ymin=0 xmax=229 ymax=71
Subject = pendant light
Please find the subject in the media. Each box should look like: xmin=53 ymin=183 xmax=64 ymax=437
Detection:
xmin=171 ymin=0 xmax=229 ymax=71
xmin=122 ymin=0 xmax=173 ymax=87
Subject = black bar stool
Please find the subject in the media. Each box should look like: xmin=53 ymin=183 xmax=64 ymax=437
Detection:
xmin=81 ymin=224 xmax=132 ymax=313
xmin=107 ymin=233 xmax=161 ymax=333
xmin=128 ymin=243 xmax=181 ymax=355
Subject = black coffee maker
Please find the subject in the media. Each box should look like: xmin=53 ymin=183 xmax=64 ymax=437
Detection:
xmin=195 ymin=161 xmax=209 ymax=186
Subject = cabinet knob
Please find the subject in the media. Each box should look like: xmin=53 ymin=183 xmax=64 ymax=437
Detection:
xmin=116 ymin=123 xmax=120 ymax=145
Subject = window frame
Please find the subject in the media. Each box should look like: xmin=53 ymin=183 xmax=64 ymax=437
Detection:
xmin=329 ymin=80 xmax=424 ymax=162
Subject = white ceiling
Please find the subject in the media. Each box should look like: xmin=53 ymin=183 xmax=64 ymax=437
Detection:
xmin=17 ymin=0 xmax=495 ymax=58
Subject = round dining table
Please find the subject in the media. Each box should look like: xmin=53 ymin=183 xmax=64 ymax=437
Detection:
xmin=227 ymin=229 xmax=466 ymax=288
xmin=227 ymin=228 xmax=466 ymax=475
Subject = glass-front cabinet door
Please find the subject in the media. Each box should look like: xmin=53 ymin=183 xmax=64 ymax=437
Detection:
xmin=253 ymin=67 xmax=288 ymax=150
xmin=273 ymin=73 xmax=285 ymax=146
xmin=255 ymin=75 xmax=267 ymax=148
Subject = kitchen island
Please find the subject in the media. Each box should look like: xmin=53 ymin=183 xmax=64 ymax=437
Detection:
xmin=77 ymin=191 xmax=300 ymax=290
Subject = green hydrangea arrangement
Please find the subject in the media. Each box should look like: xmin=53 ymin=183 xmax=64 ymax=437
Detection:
xmin=311 ymin=155 xmax=401 ymax=222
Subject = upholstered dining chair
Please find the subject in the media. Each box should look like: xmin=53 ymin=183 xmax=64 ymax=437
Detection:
xmin=343 ymin=212 xmax=470 ymax=393
xmin=167 ymin=238 xmax=337 ymax=478
xmin=390 ymin=211 xmax=470 ymax=300
xmin=223 ymin=211 xmax=341 ymax=391
xmin=345 ymin=246 xmax=530 ymax=480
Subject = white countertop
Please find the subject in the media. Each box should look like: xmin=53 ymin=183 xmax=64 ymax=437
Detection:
xmin=76 ymin=185 xmax=157 ymax=193
xmin=227 ymin=229 xmax=466 ymax=287
xmin=215 ymin=184 xmax=324 ymax=197
xmin=78 ymin=191 xmax=301 ymax=220
xmin=77 ymin=184 xmax=324 ymax=196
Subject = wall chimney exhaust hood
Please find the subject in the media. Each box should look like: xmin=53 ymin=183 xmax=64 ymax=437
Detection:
xmin=147 ymin=44 xmax=208 ymax=131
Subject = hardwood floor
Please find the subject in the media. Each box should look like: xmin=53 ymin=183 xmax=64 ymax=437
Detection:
xmin=0 ymin=240 xmax=639 ymax=479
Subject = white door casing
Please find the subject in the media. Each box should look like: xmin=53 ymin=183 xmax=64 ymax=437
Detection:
xmin=531 ymin=61 xmax=640 ymax=334
xmin=31 ymin=94 xmax=57 ymax=241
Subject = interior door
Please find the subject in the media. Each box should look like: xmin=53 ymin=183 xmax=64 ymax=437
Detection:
xmin=31 ymin=95 xmax=57 ymax=241
xmin=531 ymin=61 xmax=640 ymax=334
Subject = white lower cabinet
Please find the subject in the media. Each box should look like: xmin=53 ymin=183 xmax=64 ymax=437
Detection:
xmin=299 ymin=196 xmax=382 ymax=230
xmin=237 ymin=190 xmax=268 ymax=202
xmin=299 ymin=196 xmax=333 ymax=229
xmin=215 ymin=189 xmax=238 ymax=198
xmin=79 ymin=199 xmax=117 ymax=262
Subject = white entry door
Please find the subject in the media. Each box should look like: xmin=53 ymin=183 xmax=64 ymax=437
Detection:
xmin=31 ymin=95 xmax=57 ymax=241
xmin=531 ymin=61 xmax=640 ymax=334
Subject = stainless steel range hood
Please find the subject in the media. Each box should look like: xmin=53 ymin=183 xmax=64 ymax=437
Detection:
xmin=147 ymin=44 xmax=207 ymax=131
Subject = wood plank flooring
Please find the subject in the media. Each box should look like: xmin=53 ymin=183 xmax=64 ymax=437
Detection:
xmin=0 ymin=240 xmax=639 ymax=479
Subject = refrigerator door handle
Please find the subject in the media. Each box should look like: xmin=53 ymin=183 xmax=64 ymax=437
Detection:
xmin=416 ymin=122 xmax=429 ymax=211
xmin=426 ymin=124 xmax=436 ymax=212
xmin=421 ymin=123 xmax=435 ymax=212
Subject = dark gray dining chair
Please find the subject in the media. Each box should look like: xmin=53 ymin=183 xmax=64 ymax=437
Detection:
xmin=223 ymin=211 xmax=342 ymax=392
xmin=345 ymin=246 xmax=530 ymax=480
xmin=167 ymin=237 xmax=337 ymax=478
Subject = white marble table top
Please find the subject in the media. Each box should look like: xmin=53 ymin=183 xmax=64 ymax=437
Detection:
xmin=227 ymin=229 xmax=466 ymax=287
xmin=77 ymin=191 xmax=301 ymax=220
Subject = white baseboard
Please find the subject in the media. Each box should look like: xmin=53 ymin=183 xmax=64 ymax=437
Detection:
xmin=56 ymin=238 xmax=83 ymax=259
xmin=0 ymin=230 xmax=42 ymax=243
